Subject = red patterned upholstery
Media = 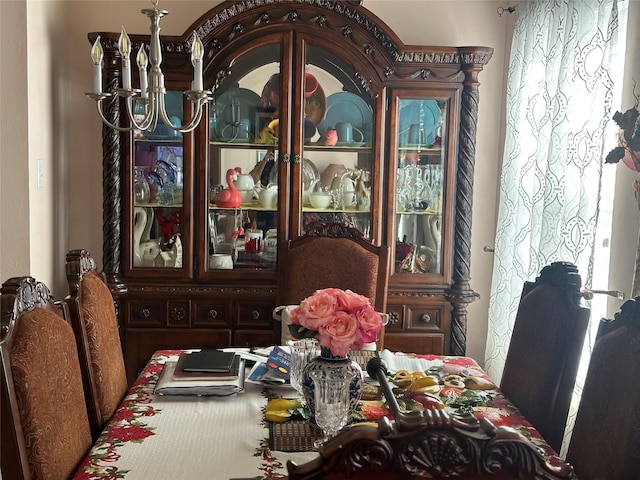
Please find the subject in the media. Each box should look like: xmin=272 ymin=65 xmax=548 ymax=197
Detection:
xmin=79 ymin=271 xmax=128 ymax=423
xmin=1 ymin=276 xmax=92 ymax=479
xmin=66 ymin=249 xmax=128 ymax=439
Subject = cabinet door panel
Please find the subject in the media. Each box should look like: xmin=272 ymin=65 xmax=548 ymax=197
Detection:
xmin=205 ymin=41 xmax=282 ymax=276
xmin=129 ymin=90 xmax=188 ymax=276
xmin=390 ymin=90 xmax=456 ymax=284
xmin=298 ymin=42 xmax=378 ymax=241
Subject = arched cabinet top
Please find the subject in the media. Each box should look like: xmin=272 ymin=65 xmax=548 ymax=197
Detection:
xmin=89 ymin=0 xmax=493 ymax=87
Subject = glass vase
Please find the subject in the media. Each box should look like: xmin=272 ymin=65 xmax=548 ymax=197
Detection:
xmin=301 ymin=346 xmax=363 ymax=425
xmin=133 ymin=166 xmax=151 ymax=204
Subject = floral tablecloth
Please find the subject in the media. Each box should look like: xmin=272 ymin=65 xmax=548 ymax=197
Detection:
xmin=73 ymin=350 xmax=562 ymax=480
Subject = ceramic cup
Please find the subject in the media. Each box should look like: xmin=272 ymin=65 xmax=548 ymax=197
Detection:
xmin=209 ymin=253 xmax=233 ymax=269
xmin=335 ymin=122 xmax=364 ymax=144
xmin=258 ymin=186 xmax=277 ymax=209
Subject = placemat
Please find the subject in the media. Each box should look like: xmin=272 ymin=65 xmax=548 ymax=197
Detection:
xmin=269 ymin=350 xmax=378 ymax=452
xmin=269 ymin=419 xmax=323 ymax=452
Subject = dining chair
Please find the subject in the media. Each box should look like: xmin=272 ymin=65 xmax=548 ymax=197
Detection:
xmin=65 ymin=248 xmax=128 ymax=439
xmin=566 ymin=297 xmax=640 ymax=479
xmin=499 ymin=261 xmax=590 ymax=453
xmin=1 ymin=276 xmax=93 ymax=480
xmin=277 ymin=221 xmax=390 ymax=348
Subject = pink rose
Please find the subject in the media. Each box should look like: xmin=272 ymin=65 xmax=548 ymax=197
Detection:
xmin=356 ymin=307 xmax=382 ymax=344
xmin=318 ymin=310 xmax=359 ymax=357
xmin=336 ymin=289 xmax=371 ymax=313
xmin=293 ymin=290 xmax=337 ymax=331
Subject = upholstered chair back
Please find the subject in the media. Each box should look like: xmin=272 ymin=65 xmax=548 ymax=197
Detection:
xmin=1 ymin=276 xmax=92 ymax=480
xmin=500 ymin=261 xmax=590 ymax=452
xmin=66 ymin=249 xmax=128 ymax=439
xmin=566 ymin=297 xmax=640 ymax=479
xmin=277 ymin=222 xmax=390 ymax=346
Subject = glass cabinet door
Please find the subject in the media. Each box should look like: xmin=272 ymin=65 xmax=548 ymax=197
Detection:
xmin=207 ymin=43 xmax=281 ymax=272
xmin=393 ymin=96 xmax=446 ymax=276
xmin=299 ymin=43 xmax=375 ymax=239
xmin=132 ymin=91 xmax=185 ymax=270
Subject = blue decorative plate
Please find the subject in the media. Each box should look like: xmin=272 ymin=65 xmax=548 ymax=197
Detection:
xmin=318 ymin=92 xmax=373 ymax=142
xmin=398 ymin=99 xmax=442 ymax=147
xmin=212 ymin=88 xmax=261 ymax=141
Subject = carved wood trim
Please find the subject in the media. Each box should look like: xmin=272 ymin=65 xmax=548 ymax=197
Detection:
xmin=302 ymin=221 xmax=368 ymax=241
xmin=288 ymin=411 xmax=573 ymax=479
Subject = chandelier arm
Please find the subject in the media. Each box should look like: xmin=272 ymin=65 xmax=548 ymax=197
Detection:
xmin=96 ymin=100 xmax=137 ymax=132
xmin=177 ymin=99 xmax=207 ymax=133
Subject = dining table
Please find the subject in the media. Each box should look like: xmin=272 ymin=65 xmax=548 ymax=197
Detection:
xmin=72 ymin=349 xmax=566 ymax=480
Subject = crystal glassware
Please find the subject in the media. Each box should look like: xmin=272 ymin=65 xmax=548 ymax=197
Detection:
xmin=310 ymin=369 xmax=354 ymax=450
xmin=288 ymin=338 xmax=320 ymax=402
xmin=133 ymin=166 xmax=151 ymax=204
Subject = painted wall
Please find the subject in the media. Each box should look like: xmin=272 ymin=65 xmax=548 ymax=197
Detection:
xmin=0 ymin=0 xmax=30 ymax=285
xmin=2 ymin=0 xmax=638 ymax=365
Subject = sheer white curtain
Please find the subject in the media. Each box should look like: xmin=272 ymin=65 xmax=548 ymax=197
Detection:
xmin=484 ymin=0 xmax=627 ymax=453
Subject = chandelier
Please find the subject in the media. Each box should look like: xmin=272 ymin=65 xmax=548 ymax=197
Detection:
xmin=86 ymin=0 xmax=212 ymax=133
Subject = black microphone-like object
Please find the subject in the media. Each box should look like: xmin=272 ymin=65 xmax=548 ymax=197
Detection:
xmin=366 ymin=357 xmax=401 ymax=417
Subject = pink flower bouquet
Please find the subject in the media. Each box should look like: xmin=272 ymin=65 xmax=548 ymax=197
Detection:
xmin=288 ymin=288 xmax=383 ymax=357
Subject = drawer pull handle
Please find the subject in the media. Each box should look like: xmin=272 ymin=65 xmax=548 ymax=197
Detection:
xmin=208 ymin=309 xmax=218 ymax=319
xmin=141 ymin=308 xmax=151 ymax=318
xmin=251 ymin=310 xmax=260 ymax=320
xmin=172 ymin=307 xmax=186 ymax=322
xmin=418 ymin=313 xmax=431 ymax=324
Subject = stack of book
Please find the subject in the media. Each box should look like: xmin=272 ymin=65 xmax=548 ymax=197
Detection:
xmin=154 ymin=350 xmax=245 ymax=396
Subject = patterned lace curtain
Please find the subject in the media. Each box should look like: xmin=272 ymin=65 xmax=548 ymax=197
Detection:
xmin=484 ymin=0 xmax=627 ymax=449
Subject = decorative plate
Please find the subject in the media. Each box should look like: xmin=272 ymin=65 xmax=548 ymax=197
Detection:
xmin=318 ymin=92 xmax=373 ymax=141
xmin=212 ymin=88 xmax=261 ymax=141
xmin=398 ymin=99 xmax=442 ymax=147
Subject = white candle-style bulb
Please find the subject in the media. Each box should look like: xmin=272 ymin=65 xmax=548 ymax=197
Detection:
xmin=118 ymin=26 xmax=132 ymax=90
xmin=137 ymin=44 xmax=148 ymax=99
xmin=191 ymin=32 xmax=204 ymax=91
xmin=91 ymin=35 xmax=104 ymax=94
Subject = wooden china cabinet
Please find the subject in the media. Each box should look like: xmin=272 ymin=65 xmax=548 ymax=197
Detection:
xmin=91 ymin=0 xmax=492 ymax=381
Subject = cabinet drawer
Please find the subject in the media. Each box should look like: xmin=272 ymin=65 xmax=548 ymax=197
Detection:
xmin=193 ymin=301 xmax=230 ymax=327
xmin=167 ymin=300 xmax=191 ymax=327
xmin=127 ymin=300 xmax=166 ymax=326
xmin=235 ymin=301 xmax=274 ymax=328
xmin=406 ymin=306 xmax=442 ymax=332
xmin=385 ymin=305 xmax=442 ymax=332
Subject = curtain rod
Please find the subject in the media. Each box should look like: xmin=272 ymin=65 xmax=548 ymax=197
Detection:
xmin=497 ymin=5 xmax=517 ymax=16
